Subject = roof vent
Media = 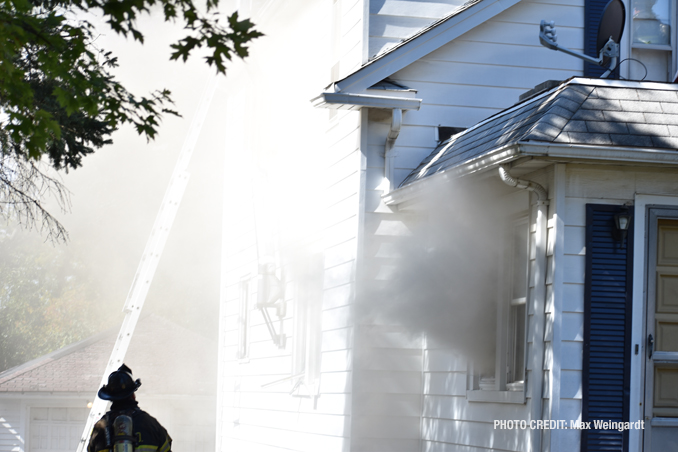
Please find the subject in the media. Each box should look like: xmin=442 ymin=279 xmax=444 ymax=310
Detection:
xmin=518 ymin=80 xmax=562 ymax=103
xmin=437 ymin=126 xmax=466 ymax=143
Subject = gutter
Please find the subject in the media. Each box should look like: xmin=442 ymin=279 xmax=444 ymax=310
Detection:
xmin=518 ymin=141 xmax=678 ymax=165
xmin=382 ymin=144 xmax=522 ymax=206
xmin=384 ymin=109 xmax=403 ymax=192
xmin=498 ymin=166 xmax=548 ymax=452
xmin=384 ymin=140 xmax=678 ymax=207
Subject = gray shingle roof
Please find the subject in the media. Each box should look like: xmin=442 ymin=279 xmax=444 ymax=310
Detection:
xmin=0 ymin=314 xmax=216 ymax=395
xmin=401 ymin=78 xmax=678 ymax=187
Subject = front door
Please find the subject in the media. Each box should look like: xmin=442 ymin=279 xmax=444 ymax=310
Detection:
xmin=644 ymin=209 xmax=678 ymax=451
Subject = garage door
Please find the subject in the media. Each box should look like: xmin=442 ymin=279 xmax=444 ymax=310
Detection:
xmin=29 ymin=407 xmax=88 ymax=452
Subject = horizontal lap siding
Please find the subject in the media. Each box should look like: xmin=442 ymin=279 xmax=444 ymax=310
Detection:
xmin=368 ymin=0 xmax=467 ymax=58
xmin=337 ymin=0 xmax=365 ymax=78
xmin=0 ymin=400 xmax=23 ymax=452
xmin=350 ymin=325 xmax=424 ymax=451
xmin=355 ymin=112 xmax=424 ymax=448
xmin=219 ymin=110 xmax=362 ymax=451
xmin=221 ymin=424 xmax=347 ymax=452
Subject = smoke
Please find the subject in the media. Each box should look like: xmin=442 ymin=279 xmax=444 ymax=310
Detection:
xmin=362 ymin=177 xmax=505 ymax=374
xmin=44 ymin=10 xmax=226 ymax=337
xmin=0 ymin=10 xmax=229 ymax=452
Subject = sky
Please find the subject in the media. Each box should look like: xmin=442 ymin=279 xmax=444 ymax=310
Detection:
xmin=43 ymin=9 xmax=232 ymax=338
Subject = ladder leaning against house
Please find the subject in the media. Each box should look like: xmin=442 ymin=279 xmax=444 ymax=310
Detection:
xmin=75 ymin=77 xmax=218 ymax=452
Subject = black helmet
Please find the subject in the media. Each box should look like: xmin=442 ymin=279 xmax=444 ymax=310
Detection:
xmin=98 ymin=364 xmax=142 ymax=401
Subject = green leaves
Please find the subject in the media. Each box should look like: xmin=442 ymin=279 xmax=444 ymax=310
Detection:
xmin=0 ymin=0 xmax=262 ymax=171
xmin=0 ymin=0 xmax=260 ymax=241
xmin=170 ymin=11 xmax=263 ymax=72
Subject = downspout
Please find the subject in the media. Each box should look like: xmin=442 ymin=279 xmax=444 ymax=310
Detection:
xmin=384 ymin=108 xmax=402 ymax=192
xmin=498 ymin=166 xmax=548 ymax=452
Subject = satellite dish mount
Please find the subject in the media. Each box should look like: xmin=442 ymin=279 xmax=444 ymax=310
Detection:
xmin=539 ymin=0 xmax=625 ymax=79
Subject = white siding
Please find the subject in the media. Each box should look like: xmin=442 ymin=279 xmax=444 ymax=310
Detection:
xmin=368 ymin=0 xmax=467 ymax=58
xmin=217 ymin=0 xmax=363 ymax=449
xmin=350 ymin=326 xmax=423 ymax=452
xmin=333 ymin=0 xmax=367 ymax=78
xmin=218 ymin=69 xmax=362 ymax=452
xmin=0 ymin=400 xmax=24 ymax=452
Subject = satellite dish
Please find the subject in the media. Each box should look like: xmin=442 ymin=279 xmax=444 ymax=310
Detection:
xmin=539 ymin=0 xmax=626 ymax=78
xmin=597 ymin=0 xmax=625 ymax=64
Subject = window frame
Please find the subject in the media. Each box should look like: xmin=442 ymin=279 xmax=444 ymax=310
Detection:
xmin=236 ymin=275 xmax=252 ymax=361
xmin=505 ymin=217 xmax=529 ymax=390
xmin=291 ymin=253 xmax=324 ymax=397
xmin=467 ymin=214 xmax=529 ymax=403
xmin=627 ymin=0 xmax=677 ymax=81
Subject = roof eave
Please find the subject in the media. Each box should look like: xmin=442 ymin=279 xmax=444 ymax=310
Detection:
xmin=383 ymin=144 xmax=522 ymax=206
xmin=519 ymin=141 xmax=678 ymax=165
xmin=385 ymin=141 xmax=678 ymax=207
xmin=311 ymin=92 xmax=422 ymax=110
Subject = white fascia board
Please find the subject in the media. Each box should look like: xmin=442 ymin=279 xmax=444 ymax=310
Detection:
xmin=518 ymin=141 xmax=678 ymax=166
xmin=382 ymin=144 xmax=521 ymax=206
xmin=333 ymin=0 xmax=522 ymax=94
xmin=311 ymin=92 xmax=422 ymax=110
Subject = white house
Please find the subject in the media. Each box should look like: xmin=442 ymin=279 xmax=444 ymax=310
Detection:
xmin=218 ymin=1 xmax=678 ymax=451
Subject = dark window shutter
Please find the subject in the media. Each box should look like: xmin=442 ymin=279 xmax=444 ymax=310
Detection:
xmin=582 ymin=204 xmax=633 ymax=452
xmin=585 ymin=0 xmax=613 ymax=78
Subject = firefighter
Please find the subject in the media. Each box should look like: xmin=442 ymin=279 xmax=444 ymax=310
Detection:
xmin=88 ymin=364 xmax=172 ymax=452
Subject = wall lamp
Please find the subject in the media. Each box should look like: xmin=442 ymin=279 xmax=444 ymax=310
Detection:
xmin=613 ymin=211 xmax=632 ymax=248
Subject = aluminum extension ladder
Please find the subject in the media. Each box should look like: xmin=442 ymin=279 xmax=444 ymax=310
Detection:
xmin=76 ymin=77 xmax=218 ymax=452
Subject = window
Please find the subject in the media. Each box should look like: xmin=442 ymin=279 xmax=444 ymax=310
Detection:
xmin=585 ymin=0 xmax=676 ymax=80
xmin=291 ymin=253 xmax=324 ymax=396
xmin=506 ymin=219 xmax=529 ymax=390
xmin=468 ymin=216 xmax=529 ymax=402
xmin=629 ymin=0 xmax=676 ymax=81
xmin=236 ymin=277 xmax=251 ymax=360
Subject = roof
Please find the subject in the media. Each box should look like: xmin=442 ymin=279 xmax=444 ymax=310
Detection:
xmin=330 ymin=0 xmax=521 ymax=95
xmin=400 ymin=78 xmax=678 ymax=187
xmin=0 ymin=314 xmax=216 ymax=396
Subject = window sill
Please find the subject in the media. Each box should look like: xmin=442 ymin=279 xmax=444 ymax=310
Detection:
xmin=466 ymin=390 xmax=526 ymax=404
xmin=631 ymin=43 xmax=672 ymax=51
xmin=291 ymin=379 xmax=319 ymax=398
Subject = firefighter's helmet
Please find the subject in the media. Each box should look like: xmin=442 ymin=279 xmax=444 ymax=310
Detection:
xmin=98 ymin=364 xmax=142 ymax=401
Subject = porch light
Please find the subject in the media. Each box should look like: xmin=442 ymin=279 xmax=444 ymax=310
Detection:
xmin=613 ymin=211 xmax=632 ymax=247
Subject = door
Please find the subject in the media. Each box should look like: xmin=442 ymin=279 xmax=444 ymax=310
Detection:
xmin=644 ymin=210 xmax=678 ymax=451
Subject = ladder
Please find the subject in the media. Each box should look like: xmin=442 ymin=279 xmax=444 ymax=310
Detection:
xmin=76 ymin=77 xmax=218 ymax=452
